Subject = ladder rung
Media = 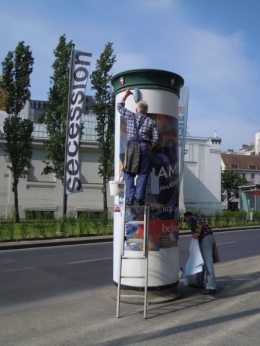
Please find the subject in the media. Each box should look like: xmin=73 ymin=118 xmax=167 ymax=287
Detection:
xmin=122 ymin=256 xmax=145 ymax=259
xmin=120 ymin=295 xmax=145 ymax=299
xmin=125 ymin=205 xmax=145 ymax=209
xmin=124 ymin=239 xmax=143 ymax=242
xmin=121 ymin=275 xmax=145 ymax=279
xmin=125 ymin=221 xmax=144 ymax=225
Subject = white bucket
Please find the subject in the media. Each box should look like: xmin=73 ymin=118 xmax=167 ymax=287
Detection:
xmin=109 ymin=181 xmax=124 ymax=196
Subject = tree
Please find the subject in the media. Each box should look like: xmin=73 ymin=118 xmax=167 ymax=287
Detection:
xmin=0 ymin=75 xmax=8 ymax=110
xmin=90 ymin=42 xmax=116 ymax=211
xmin=0 ymin=41 xmax=34 ymax=222
xmin=40 ymin=35 xmax=72 ymax=181
xmin=221 ymin=170 xmax=249 ymax=207
xmin=3 ymin=118 xmax=33 ymax=221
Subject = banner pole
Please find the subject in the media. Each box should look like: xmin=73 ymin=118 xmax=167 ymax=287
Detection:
xmin=63 ymin=43 xmax=75 ymax=218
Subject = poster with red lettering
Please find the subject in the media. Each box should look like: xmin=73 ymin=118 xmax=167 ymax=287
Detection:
xmin=121 ymin=113 xmax=179 ymax=251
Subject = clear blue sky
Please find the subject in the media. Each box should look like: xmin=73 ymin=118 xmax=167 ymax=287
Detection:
xmin=1 ymin=0 xmax=260 ymax=152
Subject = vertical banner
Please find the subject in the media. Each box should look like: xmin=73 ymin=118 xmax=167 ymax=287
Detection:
xmin=178 ymin=87 xmax=189 ymax=185
xmin=65 ymin=48 xmax=92 ymax=194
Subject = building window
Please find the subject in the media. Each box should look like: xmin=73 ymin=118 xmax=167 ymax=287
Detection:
xmin=251 ymin=173 xmax=255 ymax=179
xmin=249 ymin=165 xmax=256 ymax=170
xmin=231 ymin=164 xmax=238 ymax=169
xmin=241 ymin=173 xmax=245 ymax=178
xmin=25 ymin=211 xmax=54 ymax=220
xmin=77 ymin=211 xmax=102 ymax=220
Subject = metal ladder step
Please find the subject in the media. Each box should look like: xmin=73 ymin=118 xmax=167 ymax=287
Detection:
xmin=120 ymin=294 xmax=146 ymax=299
xmin=121 ymin=275 xmax=145 ymax=279
xmin=122 ymin=256 xmax=145 ymax=259
xmin=125 ymin=221 xmax=144 ymax=225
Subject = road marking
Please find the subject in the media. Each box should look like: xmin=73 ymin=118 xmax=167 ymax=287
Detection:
xmin=217 ymin=241 xmax=236 ymax=245
xmin=233 ymin=277 xmax=257 ymax=281
xmin=69 ymin=257 xmax=113 ymax=264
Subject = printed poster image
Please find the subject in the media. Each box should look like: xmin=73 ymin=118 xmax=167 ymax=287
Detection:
xmin=120 ymin=113 xmax=179 ymax=251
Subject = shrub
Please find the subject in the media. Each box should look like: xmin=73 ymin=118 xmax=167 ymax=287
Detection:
xmin=5 ymin=214 xmax=15 ymax=240
xmin=78 ymin=212 xmax=91 ymax=235
xmin=20 ymin=221 xmax=30 ymax=240
xmin=0 ymin=216 xmax=7 ymax=242
xmin=213 ymin=210 xmax=222 ymax=228
xmin=66 ymin=211 xmax=77 ymax=237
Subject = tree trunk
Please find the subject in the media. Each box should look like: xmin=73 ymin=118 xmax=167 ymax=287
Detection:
xmin=103 ymin=177 xmax=107 ymax=211
xmin=14 ymin=183 xmax=20 ymax=223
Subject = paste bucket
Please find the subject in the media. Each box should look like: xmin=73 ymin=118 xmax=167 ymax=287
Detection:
xmin=109 ymin=181 xmax=124 ymax=196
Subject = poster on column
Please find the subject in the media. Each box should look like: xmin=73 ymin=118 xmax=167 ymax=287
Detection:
xmin=120 ymin=112 xmax=179 ymax=251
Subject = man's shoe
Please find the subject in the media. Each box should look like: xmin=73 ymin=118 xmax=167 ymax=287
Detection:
xmin=125 ymin=199 xmax=134 ymax=206
xmin=200 ymin=289 xmax=217 ymax=295
xmin=137 ymin=199 xmax=145 ymax=206
xmin=189 ymin=284 xmax=204 ymax=289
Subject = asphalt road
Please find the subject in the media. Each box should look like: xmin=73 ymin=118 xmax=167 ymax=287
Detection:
xmin=0 ymin=229 xmax=259 ymax=311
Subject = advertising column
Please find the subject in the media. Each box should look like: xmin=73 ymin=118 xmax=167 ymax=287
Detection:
xmin=111 ymin=69 xmax=184 ymax=289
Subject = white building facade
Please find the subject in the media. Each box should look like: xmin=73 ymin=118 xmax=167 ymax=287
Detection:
xmin=180 ymin=134 xmax=222 ymax=214
xmin=0 ymin=98 xmax=222 ymax=218
xmin=0 ymin=101 xmax=113 ymax=219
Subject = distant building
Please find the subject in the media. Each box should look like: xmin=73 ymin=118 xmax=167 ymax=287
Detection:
xmin=224 ymin=130 xmax=260 ymax=156
xmin=221 ymin=152 xmax=260 ymax=210
xmin=180 ymin=133 xmax=222 ymax=215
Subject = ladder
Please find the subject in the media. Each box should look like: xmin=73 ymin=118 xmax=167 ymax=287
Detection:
xmin=116 ymin=203 xmax=150 ymax=319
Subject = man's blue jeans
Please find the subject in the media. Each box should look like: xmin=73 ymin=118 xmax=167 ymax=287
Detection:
xmin=124 ymin=143 xmax=150 ymax=200
xmin=195 ymin=234 xmax=217 ymax=289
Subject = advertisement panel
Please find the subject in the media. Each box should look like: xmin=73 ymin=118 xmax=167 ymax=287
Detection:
xmin=112 ymin=69 xmax=184 ymax=287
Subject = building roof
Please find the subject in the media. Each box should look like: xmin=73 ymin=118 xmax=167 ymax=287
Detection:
xmin=1 ymin=97 xmax=98 ymax=142
xmin=221 ymin=153 xmax=260 ymax=170
xmin=32 ymin=110 xmax=98 ymax=141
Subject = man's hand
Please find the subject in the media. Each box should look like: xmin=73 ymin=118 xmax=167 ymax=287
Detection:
xmin=192 ymin=233 xmax=200 ymax=239
xmin=122 ymin=87 xmax=133 ymax=101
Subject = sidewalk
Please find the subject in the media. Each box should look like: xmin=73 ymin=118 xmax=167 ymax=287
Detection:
xmin=0 ymin=254 xmax=260 ymax=345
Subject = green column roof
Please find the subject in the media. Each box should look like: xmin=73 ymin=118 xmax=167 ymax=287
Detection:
xmin=111 ymin=69 xmax=184 ymax=97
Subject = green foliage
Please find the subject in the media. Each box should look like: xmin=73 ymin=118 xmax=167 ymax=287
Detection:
xmin=66 ymin=211 xmax=77 ymax=237
xmin=5 ymin=214 xmax=15 ymax=240
xmin=0 ymin=216 xmax=7 ymax=242
xmin=41 ymin=35 xmax=73 ymax=180
xmin=253 ymin=210 xmax=260 ymax=221
xmin=19 ymin=221 xmax=30 ymax=240
xmin=1 ymin=41 xmax=34 ymax=222
xmin=0 ymin=75 xmax=8 ymax=110
xmin=222 ymin=170 xmax=249 ymax=205
xmin=222 ymin=209 xmax=233 ymax=227
xmin=90 ymin=42 xmax=116 ymax=210
xmin=45 ymin=216 xmax=57 ymax=238
xmin=79 ymin=211 xmax=94 ymax=235
xmin=213 ymin=210 xmax=222 ymax=228
xmin=1 ymin=208 xmax=260 ymax=243
xmin=35 ymin=212 xmax=47 ymax=238
xmin=0 ymin=41 xmax=34 ymax=115
xmin=3 ymin=117 xmax=33 ymax=189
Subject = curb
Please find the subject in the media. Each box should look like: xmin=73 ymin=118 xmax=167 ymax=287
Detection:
xmin=0 ymin=235 xmax=113 ymax=251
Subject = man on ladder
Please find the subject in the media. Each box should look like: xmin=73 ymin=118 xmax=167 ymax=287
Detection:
xmin=117 ymin=88 xmax=159 ymax=206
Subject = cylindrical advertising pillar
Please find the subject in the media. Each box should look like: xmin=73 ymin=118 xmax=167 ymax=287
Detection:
xmin=111 ymin=69 xmax=184 ymax=291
